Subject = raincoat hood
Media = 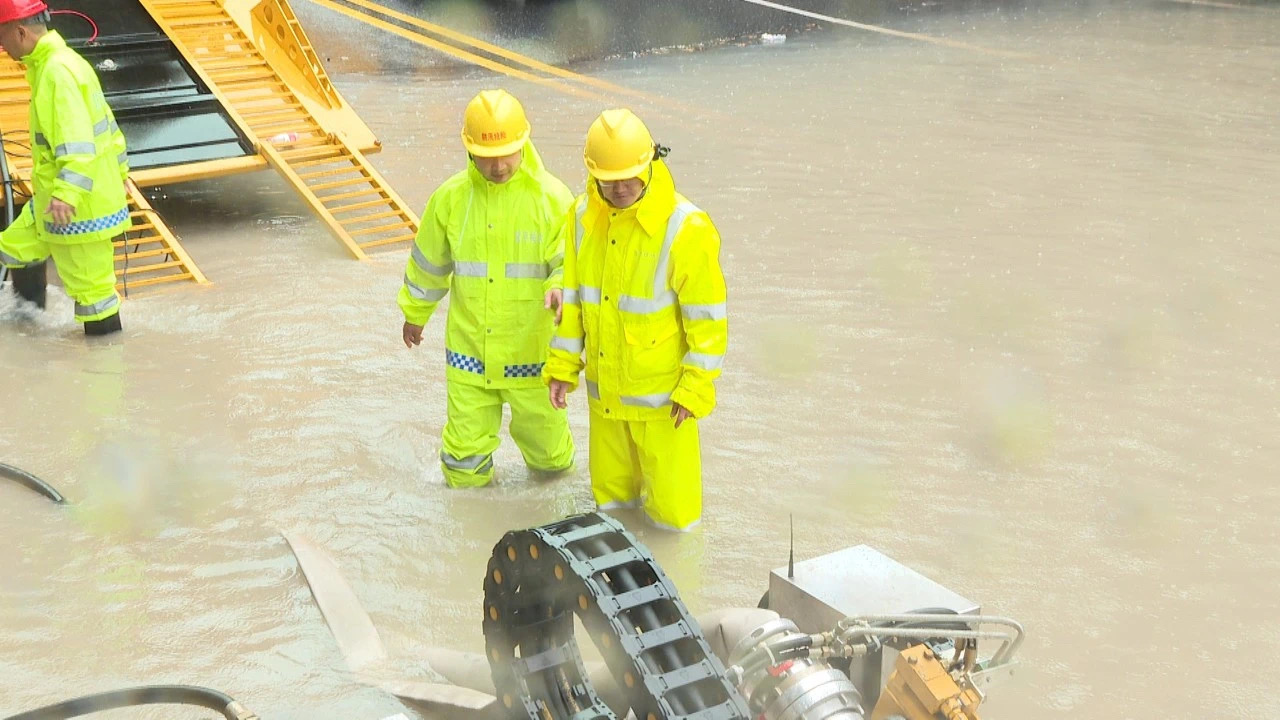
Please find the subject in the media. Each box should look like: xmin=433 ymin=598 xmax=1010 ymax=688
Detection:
xmin=585 ymin=158 xmax=678 ymax=237
xmin=467 ymin=140 xmax=551 ymax=189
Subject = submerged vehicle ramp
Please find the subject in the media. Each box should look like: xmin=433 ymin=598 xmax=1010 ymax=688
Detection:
xmin=140 ymin=0 xmax=419 ymax=261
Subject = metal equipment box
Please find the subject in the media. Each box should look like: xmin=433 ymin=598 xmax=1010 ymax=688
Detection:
xmin=768 ymin=544 xmax=980 ymax=632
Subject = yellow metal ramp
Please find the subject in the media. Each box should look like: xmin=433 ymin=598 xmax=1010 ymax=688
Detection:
xmin=118 ymin=181 xmax=209 ymax=294
xmin=0 ymin=62 xmax=206 ymax=295
xmin=140 ymin=0 xmax=420 ymax=260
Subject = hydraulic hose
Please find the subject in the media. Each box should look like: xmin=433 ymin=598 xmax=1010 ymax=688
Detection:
xmin=2 ymin=685 xmax=253 ymax=720
xmin=0 ymin=463 xmax=66 ymax=504
xmin=735 ymin=634 xmax=813 ymax=679
xmin=864 ymin=608 xmax=971 ymax=650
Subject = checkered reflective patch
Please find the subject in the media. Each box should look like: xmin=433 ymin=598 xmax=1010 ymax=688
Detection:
xmin=446 ymin=349 xmax=485 ymax=374
xmin=44 ymin=207 xmax=128 ymax=236
xmin=504 ymin=362 xmax=544 ymax=378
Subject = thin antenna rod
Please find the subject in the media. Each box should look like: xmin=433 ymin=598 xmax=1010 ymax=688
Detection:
xmin=787 ymin=513 xmax=795 ymax=579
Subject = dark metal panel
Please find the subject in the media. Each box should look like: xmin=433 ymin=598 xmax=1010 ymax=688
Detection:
xmin=40 ymin=1 xmax=255 ymax=171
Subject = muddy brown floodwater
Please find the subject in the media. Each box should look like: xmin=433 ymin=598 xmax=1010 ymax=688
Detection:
xmin=2 ymin=1 xmax=1278 ymax=718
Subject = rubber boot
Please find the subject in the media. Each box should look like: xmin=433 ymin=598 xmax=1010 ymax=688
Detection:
xmin=83 ymin=313 xmax=122 ymax=337
xmin=9 ymin=261 xmax=47 ymax=309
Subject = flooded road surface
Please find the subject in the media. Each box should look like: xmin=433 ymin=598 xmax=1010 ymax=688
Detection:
xmin=3 ymin=1 xmax=1279 ymax=718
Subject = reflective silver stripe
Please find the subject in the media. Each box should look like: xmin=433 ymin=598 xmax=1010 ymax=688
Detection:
xmin=440 ymin=451 xmax=492 ymax=471
xmin=57 ymin=169 xmax=94 ymax=190
xmin=684 ymin=352 xmax=724 ymax=371
xmin=74 ymin=294 xmax=119 ymax=318
xmin=403 ymin=274 xmax=446 ymax=302
xmin=1 ymin=249 xmax=29 ymax=266
xmin=505 ymin=262 xmax=548 ymax=279
xmin=652 ymin=201 xmax=699 ymax=296
xmin=562 ymin=288 xmax=579 ymax=305
xmin=621 ymin=392 xmax=671 ymax=408
xmin=117 ymin=152 xmax=128 ymax=166
xmin=454 ymin=261 xmax=487 ymax=277
xmin=618 ymin=290 xmax=676 ymax=314
xmin=33 ymin=133 xmax=49 ymax=147
xmin=55 ymin=142 xmax=97 ymax=158
xmin=550 ymin=336 xmax=584 ymax=354
xmin=548 ymin=252 xmax=564 ymax=270
xmin=682 ymin=302 xmax=727 ymax=321
xmin=411 ymin=245 xmax=453 ymax=276
xmin=575 ymin=201 xmax=697 ymax=316
xmin=93 ymin=118 xmax=111 ymax=135
xmin=585 ymin=379 xmax=600 ymax=399
xmin=648 ymin=516 xmax=702 ymax=532
xmin=574 ymin=200 xmax=588 ymax=252
xmin=602 ymin=202 xmax=698 ymax=317
xmin=110 ymin=120 xmax=120 ymax=135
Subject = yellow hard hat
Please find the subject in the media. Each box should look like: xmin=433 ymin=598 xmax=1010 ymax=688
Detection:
xmin=584 ymin=109 xmax=655 ymax=181
xmin=461 ymin=89 xmax=530 ymax=157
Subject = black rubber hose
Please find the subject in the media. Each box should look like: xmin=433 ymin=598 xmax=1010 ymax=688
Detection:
xmin=1 ymin=135 xmax=14 ymax=225
xmin=0 ymin=463 xmax=66 ymax=504
xmin=2 ymin=685 xmax=245 ymax=720
xmin=876 ymin=607 xmax=959 ymax=624
xmin=876 ymin=608 xmax=969 ymax=632
xmin=0 ymin=131 xmax=14 ymax=286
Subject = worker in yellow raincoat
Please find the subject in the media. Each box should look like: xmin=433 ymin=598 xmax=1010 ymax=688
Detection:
xmin=0 ymin=0 xmax=130 ymax=335
xmin=399 ymin=89 xmax=575 ymax=488
xmin=545 ymin=109 xmax=728 ymax=531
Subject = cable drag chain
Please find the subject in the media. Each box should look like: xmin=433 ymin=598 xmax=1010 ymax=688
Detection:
xmin=483 ymin=512 xmax=749 ymax=720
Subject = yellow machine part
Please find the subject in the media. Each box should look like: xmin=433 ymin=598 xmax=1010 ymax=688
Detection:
xmin=139 ymin=0 xmax=419 ymax=261
xmin=871 ymin=645 xmax=984 ymax=720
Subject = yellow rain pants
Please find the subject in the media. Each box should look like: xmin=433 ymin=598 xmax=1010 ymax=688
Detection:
xmin=588 ymin=412 xmax=701 ymax=531
xmin=1 ymin=204 xmax=120 ymax=322
xmin=441 ymin=382 xmax=574 ymax=488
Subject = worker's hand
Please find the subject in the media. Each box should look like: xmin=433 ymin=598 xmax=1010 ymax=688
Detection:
xmin=671 ymin=402 xmax=693 ymax=429
xmin=402 ymin=321 xmax=424 ymax=349
xmin=549 ymin=379 xmax=570 ymax=410
xmin=544 ymin=288 xmax=563 ymax=325
xmin=48 ymin=198 xmax=74 ymax=226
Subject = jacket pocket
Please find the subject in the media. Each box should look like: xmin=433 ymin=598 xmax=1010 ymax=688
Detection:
xmin=621 ymin=315 xmax=681 ymax=387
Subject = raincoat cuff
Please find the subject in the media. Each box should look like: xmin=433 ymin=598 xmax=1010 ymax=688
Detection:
xmin=670 ymin=385 xmax=714 ymax=419
xmin=401 ymin=307 xmax=432 ymax=327
xmin=541 ymin=367 xmax=579 ymax=391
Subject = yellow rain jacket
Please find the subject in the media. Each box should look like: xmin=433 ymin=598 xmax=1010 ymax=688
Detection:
xmin=12 ymin=30 xmax=130 ymax=245
xmin=398 ymin=141 xmax=573 ymax=388
xmin=544 ymin=159 xmax=728 ymax=420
